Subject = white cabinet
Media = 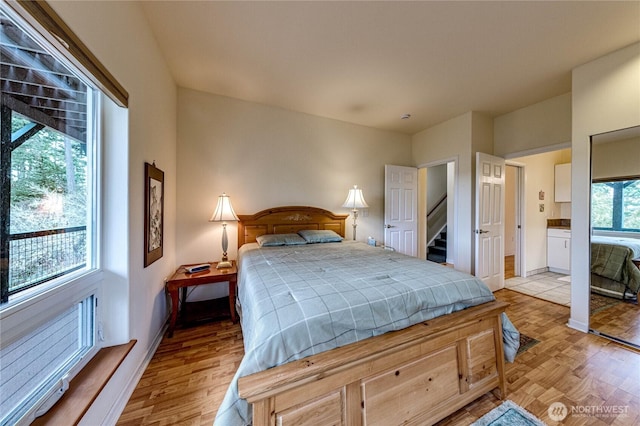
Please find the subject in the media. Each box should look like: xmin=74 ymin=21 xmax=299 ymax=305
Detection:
xmin=554 ymin=163 xmax=571 ymax=202
xmin=547 ymin=228 xmax=571 ymax=274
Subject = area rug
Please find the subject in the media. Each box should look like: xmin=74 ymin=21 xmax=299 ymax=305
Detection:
xmin=517 ymin=334 xmax=540 ymax=356
xmin=471 ymin=400 xmax=547 ymax=426
xmin=590 ymin=293 xmax=621 ymax=315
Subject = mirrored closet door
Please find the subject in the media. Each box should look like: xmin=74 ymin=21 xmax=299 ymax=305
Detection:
xmin=589 ymin=126 xmax=640 ymax=349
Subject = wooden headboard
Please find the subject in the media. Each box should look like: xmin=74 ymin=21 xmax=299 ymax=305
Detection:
xmin=237 ymin=206 xmax=348 ymax=247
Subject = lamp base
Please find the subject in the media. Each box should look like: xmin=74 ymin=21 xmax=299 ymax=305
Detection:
xmin=216 ymin=260 xmax=233 ymax=269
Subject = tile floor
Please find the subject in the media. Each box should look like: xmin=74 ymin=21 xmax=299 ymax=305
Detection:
xmin=505 ymin=271 xmax=571 ymax=306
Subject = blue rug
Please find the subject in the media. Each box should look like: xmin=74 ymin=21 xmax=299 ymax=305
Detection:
xmin=472 ymin=400 xmax=547 ymax=426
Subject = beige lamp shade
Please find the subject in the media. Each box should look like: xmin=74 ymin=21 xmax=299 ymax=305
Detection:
xmin=209 ymin=193 xmax=239 ymax=222
xmin=342 ymin=185 xmax=369 ymax=209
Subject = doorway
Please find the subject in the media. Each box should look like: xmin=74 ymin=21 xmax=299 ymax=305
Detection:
xmin=504 ymin=164 xmax=522 ymax=279
xmin=503 ymin=147 xmax=572 ymax=302
xmin=426 ymin=164 xmax=448 ymax=263
xmin=421 ymin=161 xmax=456 ymax=265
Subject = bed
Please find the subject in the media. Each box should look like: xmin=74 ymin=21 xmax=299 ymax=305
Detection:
xmin=214 ymin=206 xmax=519 ymax=426
xmin=591 ymin=235 xmax=640 ymax=301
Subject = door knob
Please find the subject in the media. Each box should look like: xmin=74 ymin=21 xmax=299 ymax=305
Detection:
xmin=385 ymin=224 xmax=395 ymax=228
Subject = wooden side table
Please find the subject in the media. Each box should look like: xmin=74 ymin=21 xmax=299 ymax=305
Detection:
xmin=165 ymin=261 xmax=237 ymax=337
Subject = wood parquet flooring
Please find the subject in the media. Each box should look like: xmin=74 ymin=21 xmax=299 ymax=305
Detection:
xmin=118 ymin=290 xmax=640 ymax=425
xmin=590 ymin=299 xmax=640 ymax=348
xmin=436 ymin=290 xmax=640 ymax=426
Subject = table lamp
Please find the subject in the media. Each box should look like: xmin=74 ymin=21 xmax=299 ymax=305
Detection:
xmin=209 ymin=193 xmax=238 ymax=268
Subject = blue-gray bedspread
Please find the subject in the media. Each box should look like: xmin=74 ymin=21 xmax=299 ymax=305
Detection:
xmin=214 ymin=241 xmax=519 ymax=426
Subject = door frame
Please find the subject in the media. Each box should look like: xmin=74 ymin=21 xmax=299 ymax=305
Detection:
xmin=506 ymin=161 xmax=526 ymax=277
xmin=417 ymin=156 xmax=458 ymax=264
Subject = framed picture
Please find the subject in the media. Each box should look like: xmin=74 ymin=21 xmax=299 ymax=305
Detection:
xmin=144 ymin=162 xmax=164 ymax=267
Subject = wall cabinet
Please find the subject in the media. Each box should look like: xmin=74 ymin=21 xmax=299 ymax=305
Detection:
xmin=547 ymin=228 xmax=571 ymax=274
xmin=554 ymin=163 xmax=571 ymax=202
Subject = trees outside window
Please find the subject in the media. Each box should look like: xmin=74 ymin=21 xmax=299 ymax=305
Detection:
xmin=592 ymin=179 xmax=640 ymax=232
xmin=10 ymin=114 xmax=87 ymax=234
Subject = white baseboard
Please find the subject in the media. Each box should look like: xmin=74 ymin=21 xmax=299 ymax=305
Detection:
xmin=567 ymin=318 xmax=588 ymax=333
xmin=548 ymin=267 xmax=570 ymax=275
xmin=100 ymin=321 xmax=168 ymax=425
xmin=525 ymin=267 xmax=548 ymax=277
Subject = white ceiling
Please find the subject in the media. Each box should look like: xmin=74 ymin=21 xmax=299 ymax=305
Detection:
xmin=140 ymin=1 xmax=640 ymax=135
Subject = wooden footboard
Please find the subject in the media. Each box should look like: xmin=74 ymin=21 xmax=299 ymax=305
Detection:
xmin=238 ymin=300 xmax=508 ymax=426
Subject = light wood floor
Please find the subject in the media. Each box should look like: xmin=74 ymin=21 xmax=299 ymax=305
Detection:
xmin=505 ymin=254 xmax=515 ymax=280
xmin=117 ymin=290 xmax=640 ymax=426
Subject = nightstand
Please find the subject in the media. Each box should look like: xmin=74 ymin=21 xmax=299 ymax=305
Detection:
xmin=165 ymin=261 xmax=237 ymax=337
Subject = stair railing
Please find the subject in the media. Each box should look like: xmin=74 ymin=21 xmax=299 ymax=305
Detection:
xmin=427 ymin=194 xmax=447 ymax=219
xmin=427 ymin=195 xmax=447 ymax=247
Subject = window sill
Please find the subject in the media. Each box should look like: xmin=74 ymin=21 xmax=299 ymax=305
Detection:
xmin=32 ymin=340 xmax=136 ymax=426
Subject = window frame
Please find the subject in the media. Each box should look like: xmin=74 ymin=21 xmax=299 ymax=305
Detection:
xmin=0 ymin=275 xmax=102 ymax=425
xmin=9 ymin=0 xmax=128 ymax=107
xmin=0 ymin=2 xmax=112 ymax=423
xmin=1 ymin=3 xmax=100 ymax=306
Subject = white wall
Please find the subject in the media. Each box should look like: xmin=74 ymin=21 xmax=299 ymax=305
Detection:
xmin=494 ymin=93 xmax=572 ymax=157
xmin=418 ymin=167 xmax=427 ymax=260
xmin=570 ymin=42 xmax=640 ymax=332
xmin=447 ymin=162 xmax=456 ymax=264
xmin=412 ymin=113 xmax=473 ymax=272
xmin=176 ymin=88 xmax=412 ymax=270
xmin=427 ymin=164 xmax=447 ymax=211
xmin=592 ymin=136 xmax=640 ymax=179
xmin=49 ymin=2 xmax=177 ymax=423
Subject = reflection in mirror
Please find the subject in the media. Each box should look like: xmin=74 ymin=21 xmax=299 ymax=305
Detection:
xmin=589 ymin=126 xmax=640 ymax=349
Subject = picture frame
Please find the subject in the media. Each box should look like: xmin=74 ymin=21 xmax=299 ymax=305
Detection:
xmin=144 ymin=162 xmax=164 ymax=267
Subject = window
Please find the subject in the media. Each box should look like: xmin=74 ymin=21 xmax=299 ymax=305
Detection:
xmin=1 ymin=7 xmax=96 ymax=303
xmin=0 ymin=295 xmax=96 ymax=425
xmin=0 ymin=5 xmax=102 ymax=424
xmin=592 ymin=178 xmax=640 ymax=232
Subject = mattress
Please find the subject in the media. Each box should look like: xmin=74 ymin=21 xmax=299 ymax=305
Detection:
xmin=591 ymin=235 xmax=640 ymax=260
xmin=214 ymin=241 xmax=519 ymax=426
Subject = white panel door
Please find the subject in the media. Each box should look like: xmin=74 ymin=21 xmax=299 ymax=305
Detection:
xmin=474 ymin=153 xmax=505 ymax=291
xmin=384 ymin=165 xmax=418 ymax=257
